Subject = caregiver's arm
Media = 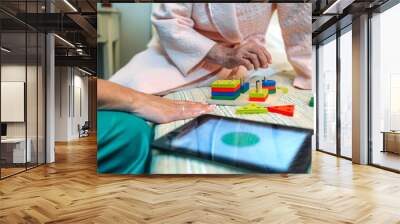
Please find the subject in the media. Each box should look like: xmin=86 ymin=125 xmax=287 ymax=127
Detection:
xmin=97 ymin=79 xmax=214 ymax=124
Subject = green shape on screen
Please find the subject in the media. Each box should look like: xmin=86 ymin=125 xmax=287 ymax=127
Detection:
xmin=221 ymin=132 xmax=260 ymax=147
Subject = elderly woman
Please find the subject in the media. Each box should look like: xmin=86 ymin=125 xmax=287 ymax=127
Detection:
xmin=98 ymin=3 xmax=312 ymax=174
xmin=110 ymin=3 xmax=312 ymax=94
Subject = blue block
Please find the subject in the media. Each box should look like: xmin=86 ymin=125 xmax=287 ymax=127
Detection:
xmin=262 ymin=80 xmax=276 ymax=87
xmin=211 ymin=90 xmax=241 ymax=97
xmin=240 ymin=82 xmax=249 ymax=93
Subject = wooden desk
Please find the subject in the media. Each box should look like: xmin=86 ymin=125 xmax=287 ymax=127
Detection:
xmin=382 ymin=131 xmax=400 ymax=154
xmin=1 ymin=138 xmax=31 ymax=163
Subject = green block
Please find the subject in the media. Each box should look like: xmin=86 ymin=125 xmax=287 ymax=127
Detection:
xmin=249 ymin=89 xmax=268 ymax=98
xmin=309 ymin=96 xmax=314 ymax=107
xmin=211 ymin=80 xmax=240 ymax=88
xmin=269 ymin=89 xmax=276 ymax=94
xmin=277 ymin=86 xmax=288 ymax=94
xmin=211 ymin=94 xmax=240 ymax=100
xmin=236 ymin=103 xmax=268 ymax=115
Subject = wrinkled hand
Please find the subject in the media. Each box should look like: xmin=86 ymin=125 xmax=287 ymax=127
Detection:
xmin=206 ymin=40 xmax=272 ymax=71
xmin=134 ymin=94 xmax=215 ymax=124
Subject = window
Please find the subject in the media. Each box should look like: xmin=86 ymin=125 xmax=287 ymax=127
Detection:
xmin=339 ymin=28 xmax=352 ymax=158
xmin=370 ymin=2 xmax=400 ymax=171
xmin=317 ymin=36 xmax=337 ymax=155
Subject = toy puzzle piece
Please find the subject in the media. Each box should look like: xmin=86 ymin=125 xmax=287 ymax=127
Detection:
xmin=277 ymin=86 xmax=288 ymax=94
xmin=212 ymin=85 xmax=240 ymax=92
xmin=236 ymin=103 xmax=268 ymax=115
xmin=240 ymin=82 xmax=249 ymax=93
xmin=211 ymin=93 xmax=240 ymax=100
xmin=309 ymin=96 xmax=314 ymax=107
xmin=249 ymin=89 xmax=268 ymax=98
xmin=263 ymin=86 xmax=276 ymax=90
xmin=262 ymin=79 xmax=276 ymax=87
xmin=267 ymin=105 xmax=295 ymax=117
xmin=249 ymin=88 xmax=268 ymax=102
xmin=211 ymin=80 xmax=240 ymax=88
xmin=211 ymin=91 xmax=240 ymax=97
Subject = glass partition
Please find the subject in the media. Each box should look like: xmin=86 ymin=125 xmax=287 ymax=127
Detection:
xmin=317 ymin=36 xmax=337 ymax=155
xmin=339 ymin=28 xmax=352 ymax=158
xmin=0 ymin=1 xmax=46 ymax=179
xmin=370 ymin=3 xmax=400 ymax=171
xmin=1 ymin=31 xmax=28 ymax=177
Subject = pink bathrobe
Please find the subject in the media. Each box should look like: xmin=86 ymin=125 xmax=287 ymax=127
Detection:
xmin=110 ymin=3 xmax=312 ymax=95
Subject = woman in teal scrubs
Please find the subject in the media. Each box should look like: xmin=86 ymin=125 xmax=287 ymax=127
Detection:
xmin=97 ymin=80 xmax=214 ymax=174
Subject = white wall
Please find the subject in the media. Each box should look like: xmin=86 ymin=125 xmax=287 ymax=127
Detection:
xmin=111 ymin=3 xmax=153 ymax=69
xmin=54 ymin=67 xmax=89 ymax=141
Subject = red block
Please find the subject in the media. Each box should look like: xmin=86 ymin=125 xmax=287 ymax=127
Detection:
xmin=211 ymin=85 xmax=240 ymax=93
xmin=262 ymin=86 xmax=276 ymax=91
xmin=267 ymin=105 xmax=295 ymax=117
xmin=249 ymin=96 xmax=268 ymax=102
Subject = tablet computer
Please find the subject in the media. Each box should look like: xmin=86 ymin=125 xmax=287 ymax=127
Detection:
xmin=151 ymin=114 xmax=313 ymax=173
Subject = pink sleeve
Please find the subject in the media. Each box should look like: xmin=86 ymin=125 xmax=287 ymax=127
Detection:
xmin=152 ymin=3 xmax=217 ymax=76
xmin=276 ymin=4 xmax=312 ymax=90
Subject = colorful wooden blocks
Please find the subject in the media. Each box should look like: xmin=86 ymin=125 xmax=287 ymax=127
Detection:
xmin=241 ymin=82 xmax=250 ymax=93
xmin=249 ymin=80 xmax=268 ymax=102
xmin=236 ymin=103 xmax=268 ymax=115
xmin=211 ymin=80 xmax=240 ymax=88
xmin=262 ymin=78 xmax=276 ymax=94
xmin=211 ymin=80 xmax=241 ymax=100
xmin=267 ymin=105 xmax=295 ymax=117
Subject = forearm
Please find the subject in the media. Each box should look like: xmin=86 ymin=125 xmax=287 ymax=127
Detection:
xmin=97 ymin=79 xmax=142 ymax=113
xmin=205 ymin=43 xmax=230 ymax=66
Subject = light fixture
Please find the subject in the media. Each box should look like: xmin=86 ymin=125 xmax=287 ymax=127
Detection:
xmin=54 ymin=34 xmax=75 ymax=48
xmin=78 ymin=67 xmax=93 ymax=76
xmin=1 ymin=47 xmax=11 ymax=53
xmin=322 ymin=0 xmax=355 ymax=15
xmin=63 ymin=0 xmax=78 ymax=12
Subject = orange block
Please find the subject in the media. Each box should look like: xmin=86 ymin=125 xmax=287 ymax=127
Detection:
xmin=267 ymin=105 xmax=295 ymax=117
xmin=249 ymin=96 xmax=268 ymax=102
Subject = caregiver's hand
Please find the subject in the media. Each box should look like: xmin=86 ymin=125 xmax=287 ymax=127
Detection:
xmin=133 ymin=94 xmax=215 ymax=124
xmin=206 ymin=40 xmax=272 ymax=70
xmin=97 ymin=79 xmax=214 ymax=124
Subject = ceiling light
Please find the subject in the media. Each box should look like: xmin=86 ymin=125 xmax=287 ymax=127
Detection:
xmin=54 ymin=34 xmax=75 ymax=48
xmin=322 ymin=0 xmax=355 ymax=15
xmin=63 ymin=0 xmax=78 ymax=12
xmin=78 ymin=67 xmax=93 ymax=76
xmin=1 ymin=47 xmax=11 ymax=53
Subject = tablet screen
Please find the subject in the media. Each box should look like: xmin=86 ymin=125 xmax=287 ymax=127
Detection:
xmin=153 ymin=115 xmax=311 ymax=172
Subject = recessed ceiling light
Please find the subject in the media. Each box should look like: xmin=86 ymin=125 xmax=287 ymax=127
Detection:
xmin=54 ymin=34 xmax=75 ymax=48
xmin=63 ymin=0 xmax=78 ymax=12
xmin=1 ymin=47 xmax=11 ymax=53
xmin=78 ymin=67 xmax=93 ymax=76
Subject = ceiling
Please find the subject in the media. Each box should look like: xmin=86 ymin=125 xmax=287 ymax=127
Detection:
xmin=312 ymin=0 xmax=391 ymax=43
xmin=0 ymin=0 xmax=97 ymax=73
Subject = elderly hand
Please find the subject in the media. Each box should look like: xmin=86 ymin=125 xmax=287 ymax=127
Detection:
xmin=134 ymin=94 xmax=215 ymax=124
xmin=206 ymin=40 xmax=272 ymax=71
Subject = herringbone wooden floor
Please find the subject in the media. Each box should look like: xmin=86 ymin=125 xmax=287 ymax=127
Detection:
xmin=1 ymin=135 xmax=400 ymax=224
